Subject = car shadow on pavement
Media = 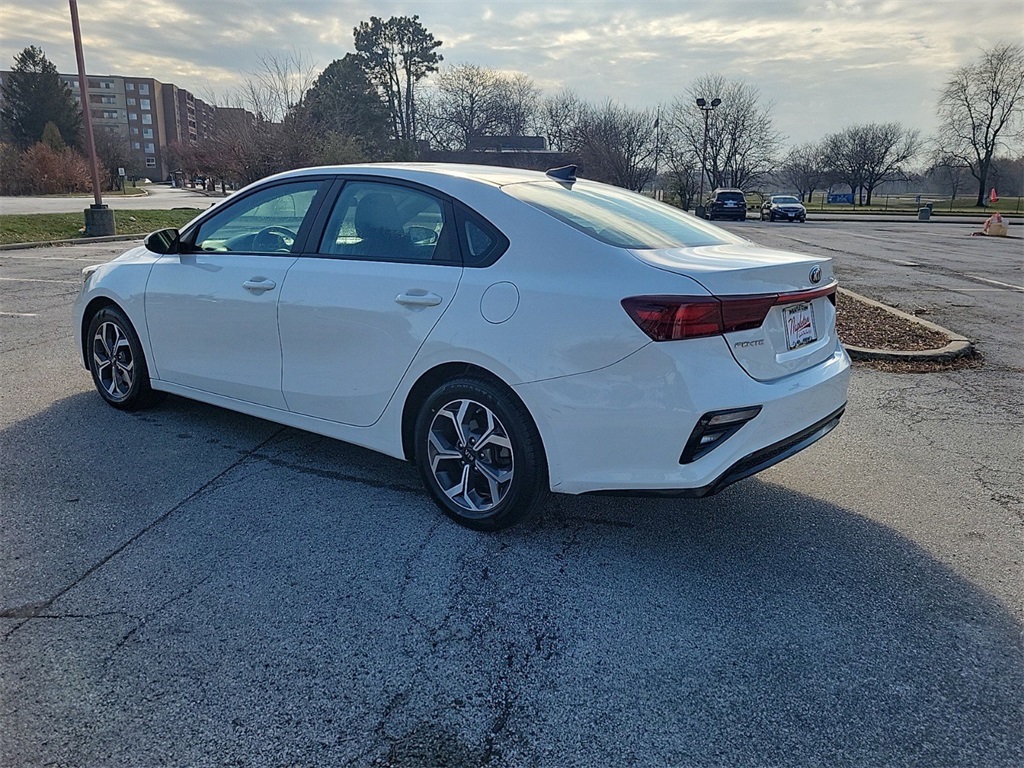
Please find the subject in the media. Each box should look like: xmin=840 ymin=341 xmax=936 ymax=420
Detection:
xmin=2 ymin=393 xmax=1021 ymax=767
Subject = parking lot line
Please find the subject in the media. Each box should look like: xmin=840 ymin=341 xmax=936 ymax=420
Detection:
xmin=966 ymin=276 xmax=1024 ymax=291
xmin=0 ymin=276 xmax=80 ymax=285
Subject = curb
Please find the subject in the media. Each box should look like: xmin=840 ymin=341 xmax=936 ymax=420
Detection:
xmin=0 ymin=233 xmax=146 ymax=251
xmin=839 ymin=288 xmax=974 ymax=362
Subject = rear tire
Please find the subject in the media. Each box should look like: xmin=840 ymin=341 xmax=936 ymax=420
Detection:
xmin=414 ymin=377 xmax=549 ymax=531
xmin=86 ymin=306 xmax=163 ymax=411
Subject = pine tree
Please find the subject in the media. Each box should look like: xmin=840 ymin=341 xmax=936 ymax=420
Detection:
xmin=1 ymin=46 xmax=82 ymax=150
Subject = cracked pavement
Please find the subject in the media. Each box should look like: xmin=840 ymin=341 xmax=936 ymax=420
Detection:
xmin=1 ymin=225 xmax=1021 ymax=767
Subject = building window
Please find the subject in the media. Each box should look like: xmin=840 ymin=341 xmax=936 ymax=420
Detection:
xmin=145 ymin=158 xmax=156 ymax=168
xmin=144 ymin=143 xmax=155 ymax=154
xmin=129 ymin=113 xmax=138 ymax=121
xmin=142 ymin=114 xmax=152 ymax=125
xmin=139 ymin=83 xmax=150 ymax=94
xmin=102 ymin=81 xmax=112 ymax=89
xmin=102 ymin=110 xmax=118 ymax=119
xmin=126 ymin=82 xmax=134 ymax=91
xmin=143 ymin=128 xmax=153 ymax=138
xmin=140 ymin=99 xmax=151 ymax=110
xmin=131 ymin=127 xmax=139 ymax=135
xmin=127 ymin=98 xmax=136 ymax=106
xmin=132 ymin=141 xmax=141 ymax=149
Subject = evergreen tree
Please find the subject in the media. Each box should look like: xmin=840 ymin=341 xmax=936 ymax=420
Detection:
xmin=301 ymin=54 xmax=390 ymax=152
xmin=354 ymin=15 xmax=442 ymax=145
xmin=1 ymin=46 xmax=82 ymax=150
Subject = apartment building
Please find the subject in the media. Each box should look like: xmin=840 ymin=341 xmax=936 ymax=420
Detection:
xmin=0 ymin=70 xmax=217 ymax=180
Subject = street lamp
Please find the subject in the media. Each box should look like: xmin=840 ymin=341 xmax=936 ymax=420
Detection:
xmin=694 ymin=97 xmax=721 ymax=218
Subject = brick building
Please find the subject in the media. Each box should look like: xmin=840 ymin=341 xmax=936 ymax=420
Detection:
xmin=0 ymin=70 xmax=218 ymax=180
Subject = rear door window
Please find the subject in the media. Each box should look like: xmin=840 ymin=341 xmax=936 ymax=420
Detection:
xmin=318 ymin=181 xmax=456 ymax=263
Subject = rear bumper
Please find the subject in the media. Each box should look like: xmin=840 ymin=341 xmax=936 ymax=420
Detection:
xmin=584 ymin=405 xmax=845 ymax=498
xmin=515 ymin=337 xmax=851 ymax=495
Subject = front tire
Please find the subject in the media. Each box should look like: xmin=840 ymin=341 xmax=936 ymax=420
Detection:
xmin=414 ymin=377 xmax=549 ymax=531
xmin=86 ymin=306 xmax=162 ymax=411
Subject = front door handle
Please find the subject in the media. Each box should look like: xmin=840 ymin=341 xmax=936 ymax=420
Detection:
xmin=395 ymin=291 xmax=443 ymax=307
xmin=243 ymin=277 xmax=277 ymax=293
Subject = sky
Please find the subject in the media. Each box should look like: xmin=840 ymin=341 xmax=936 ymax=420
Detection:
xmin=2 ymin=0 xmax=1022 ymax=147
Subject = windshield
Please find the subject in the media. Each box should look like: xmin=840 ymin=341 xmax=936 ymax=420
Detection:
xmin=773 ymin=196 xmax=801 ymax=204
xmin=504 ymin=180 xmax=743 ymax=249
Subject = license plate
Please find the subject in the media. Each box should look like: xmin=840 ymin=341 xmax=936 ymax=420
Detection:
xmin=784 ymin=302 xmax=817 ymax=350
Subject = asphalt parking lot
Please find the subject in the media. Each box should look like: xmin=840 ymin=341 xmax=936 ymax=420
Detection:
xmin=1 ymin=222 xmax=1021 ymax=767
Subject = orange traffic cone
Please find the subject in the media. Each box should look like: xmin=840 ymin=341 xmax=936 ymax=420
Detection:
xmin=990 ymin=188 xmax=998 ymax=203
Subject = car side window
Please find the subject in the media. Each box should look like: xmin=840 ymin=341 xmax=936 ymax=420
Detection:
xmin=318 ymin=181 xmax=453 ymax=262
xmin=455 ymin=205 xmax=509 ymax=267
xmin=192 ymin=181 xmax=323 ymax=254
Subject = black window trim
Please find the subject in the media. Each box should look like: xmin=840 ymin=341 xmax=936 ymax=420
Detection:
xmin=453 ymin=201 xmax=510 ymax=268
xmin=179 ymin=175 xmax=335 ymax=256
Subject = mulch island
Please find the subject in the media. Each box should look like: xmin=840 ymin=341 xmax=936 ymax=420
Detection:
xmin=835 ymin=292 xmax=981 ymax=372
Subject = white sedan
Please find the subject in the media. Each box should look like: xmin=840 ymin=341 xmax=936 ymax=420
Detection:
xmin=74 ymin=163 xmax=850 ymax=530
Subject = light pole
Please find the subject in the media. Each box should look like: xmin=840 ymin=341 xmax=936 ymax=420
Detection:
xmin=69 ymin=0 xmax=114 ymax=236
xmin=694 ymin=97 xmax=720 ymax=218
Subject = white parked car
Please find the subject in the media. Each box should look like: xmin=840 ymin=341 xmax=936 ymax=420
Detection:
xmin=74 ymin=164 xmax=850 ymax=530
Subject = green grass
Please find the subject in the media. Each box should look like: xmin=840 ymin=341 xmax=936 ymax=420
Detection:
xmin=0 ymin=209 xmax=203 ymax=246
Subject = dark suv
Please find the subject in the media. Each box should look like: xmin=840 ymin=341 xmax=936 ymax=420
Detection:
xmin=705 ymin=188 xmax=747 ymax=221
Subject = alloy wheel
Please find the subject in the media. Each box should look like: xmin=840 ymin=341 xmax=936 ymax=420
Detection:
xmin=92 ymin=321 xmax=135 ymax=401
xmin=426 ymin=398 xmax=514 ymax=516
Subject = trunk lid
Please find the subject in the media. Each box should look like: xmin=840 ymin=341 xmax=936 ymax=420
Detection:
xmin=631 ymin=243 xmax=839 ymax=381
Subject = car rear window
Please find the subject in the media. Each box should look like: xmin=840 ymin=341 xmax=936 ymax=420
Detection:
xmin=504 ymin=181 xmax=742 ymax=249
xmin=716 ymin=192 xmax=745 ymax=202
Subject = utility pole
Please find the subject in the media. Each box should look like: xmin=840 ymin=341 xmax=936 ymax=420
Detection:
xmin=69 ymin=0 xmax=114 ymax=236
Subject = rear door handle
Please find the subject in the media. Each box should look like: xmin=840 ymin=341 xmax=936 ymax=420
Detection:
xmin=395 ymin=291 xmax=443 ymax=307
xmin=243 ymin=277 xmax=277 ymax=293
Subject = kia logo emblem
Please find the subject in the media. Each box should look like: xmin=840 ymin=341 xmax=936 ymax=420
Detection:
xmin=809 ymin=266 xmax=822 ymax=284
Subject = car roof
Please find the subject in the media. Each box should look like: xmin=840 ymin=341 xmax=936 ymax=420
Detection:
xmin=264 ymin=163 xmax=553 ymax=189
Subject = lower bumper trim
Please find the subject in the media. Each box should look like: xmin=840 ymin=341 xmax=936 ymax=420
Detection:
xmin=584 ymin=404 xmax=846 ymax=499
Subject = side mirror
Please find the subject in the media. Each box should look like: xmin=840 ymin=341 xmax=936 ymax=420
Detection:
xmin=144 ymin=228 xmax=180 ymax=254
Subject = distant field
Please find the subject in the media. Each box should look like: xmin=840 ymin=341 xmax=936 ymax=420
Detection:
xmin=799 ymin=193 xmax=1023 ymax=215
xmin=0 ymin=209 xmax=202 ymax=246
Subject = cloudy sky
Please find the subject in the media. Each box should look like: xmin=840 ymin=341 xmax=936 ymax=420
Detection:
xmin=2 ymin=0 xmax=1021 ymax=146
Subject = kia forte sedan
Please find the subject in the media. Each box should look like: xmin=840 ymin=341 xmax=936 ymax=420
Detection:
xmin=74 ymin=163 xmax=850 ymax=530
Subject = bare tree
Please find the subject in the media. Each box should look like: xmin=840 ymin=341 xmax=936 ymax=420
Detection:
xmin=926 ymin=152 xmax=972 ymax=199
xmin=778 ymin=143 xmax=827 ymax=202
xmin=420 ymin=65 xmax=542 ymax=150
xmin=538 ymin=89 xmax=588 ymax=152
xmin=669 ymin=74 xmax=782 ymax=192
xmin=936 ymin=42 xmax=1024 ymax=206
xmin=574 ymin=100 xmax=658 ymax=191
xmin=662 ymin=140 xmax=701 ymax=210
xmin=91 ymin=129 xmax=134 ymax=189
xmin=821 ymin=123 xmax=920 ymax=204
xmin=493 ymin=73 xmax=540 ymax=137
xmin=423 ymin=63 xmax=502 ymax=150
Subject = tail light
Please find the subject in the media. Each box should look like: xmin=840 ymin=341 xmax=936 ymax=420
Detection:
xmin=621 ymin=285 xmax=835 ymax=342
xmin=621 ymin=295 xmax=776 ymax=341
